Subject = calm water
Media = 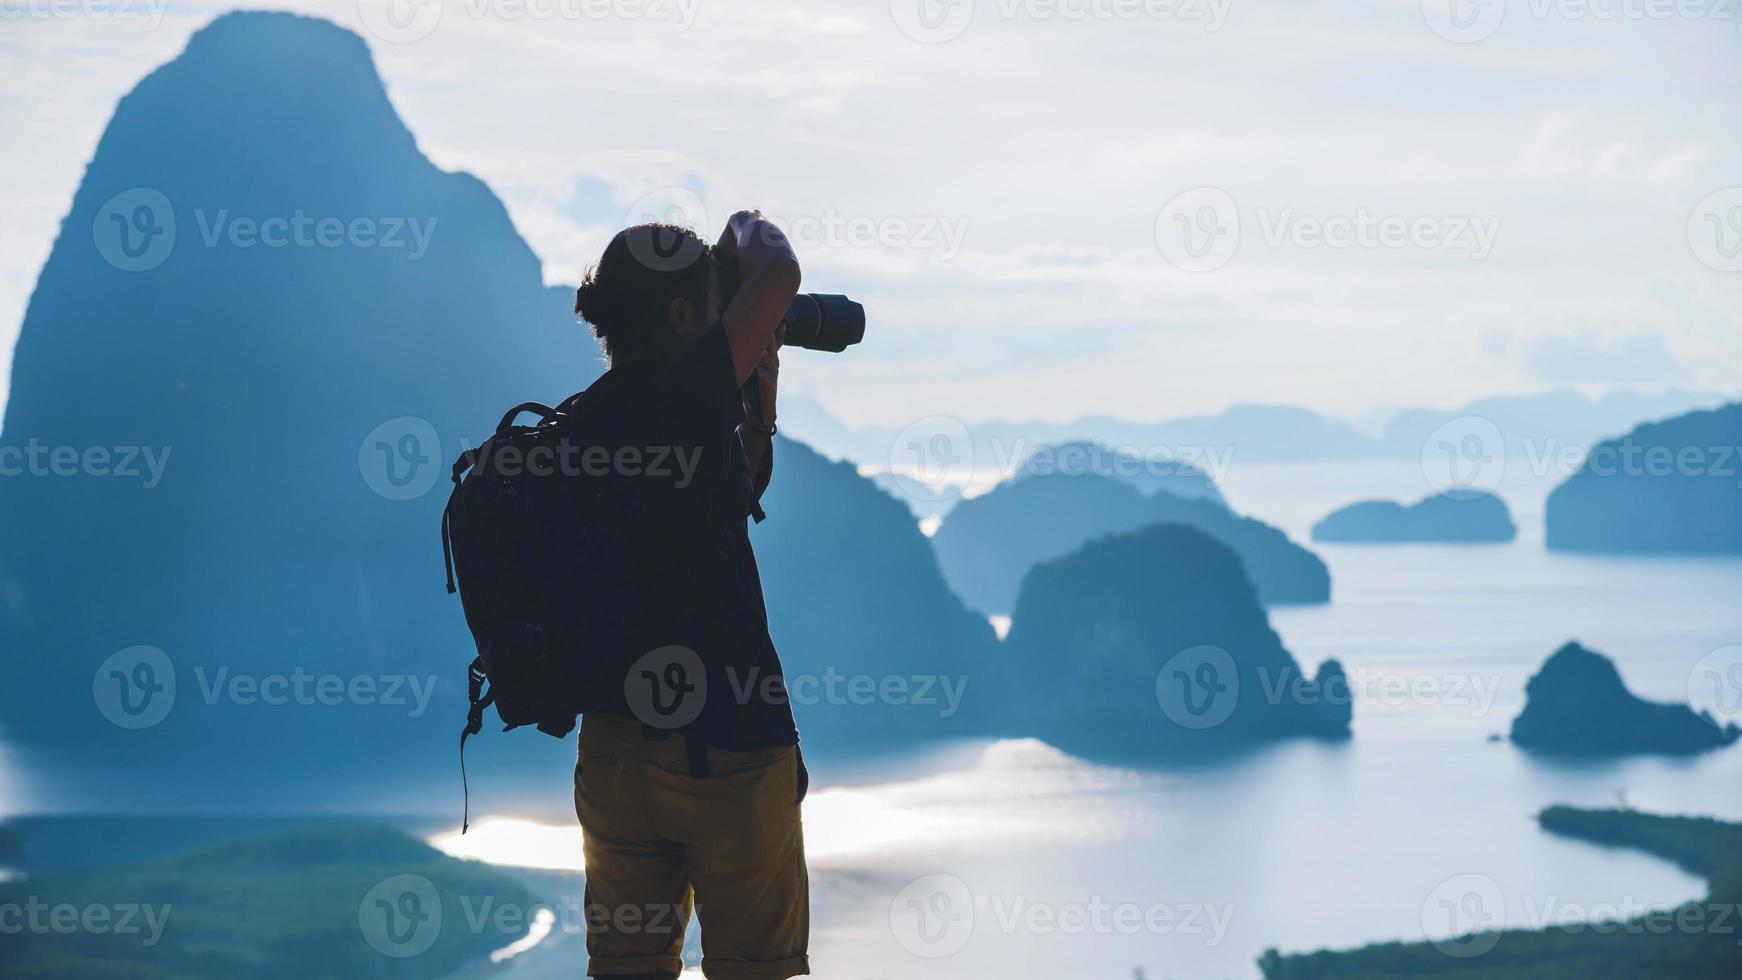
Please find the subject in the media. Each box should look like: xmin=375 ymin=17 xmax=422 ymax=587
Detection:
xmin=435 ymin=460 xmax=1742 ymax=979
xmin=7 ymin=461 xmax=1741 ymax=979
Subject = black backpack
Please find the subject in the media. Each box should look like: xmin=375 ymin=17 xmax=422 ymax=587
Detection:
xmin=440 ymin=382 xmax=654 ymax=831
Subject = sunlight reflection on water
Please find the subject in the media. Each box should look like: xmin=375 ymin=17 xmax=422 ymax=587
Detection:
xmin=429 ymin=738 xmax=1145 ymax=872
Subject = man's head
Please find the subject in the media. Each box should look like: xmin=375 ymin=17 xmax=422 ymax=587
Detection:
xmin=575 ymin=223 xmax=724 ymax=364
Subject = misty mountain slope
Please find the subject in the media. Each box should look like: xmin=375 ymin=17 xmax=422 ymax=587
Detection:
xmin=1546 ymin=401 xmax=1742 ymax=554
xmin=0 ymin=11 xmax=600 ymax=801
xmin=931 ymin=473 xmax=1329 ymax=616
xmin=756 ymin=438 xmax=1000 ymax=740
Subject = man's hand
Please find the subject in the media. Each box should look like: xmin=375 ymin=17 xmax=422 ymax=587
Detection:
xmin=747 ymin=322 xmax=783 ymax=427
xmin=718 ymin=211 xmax=800 ymax=385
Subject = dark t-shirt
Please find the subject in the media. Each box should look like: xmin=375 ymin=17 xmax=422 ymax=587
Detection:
xmin=584 ymin=322 xmax=798 ymax=750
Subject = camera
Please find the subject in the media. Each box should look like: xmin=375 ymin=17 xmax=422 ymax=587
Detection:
xmin=781 ymin=294 xmax=865 ymax=352
xmin=715 ymin=248 xmax=865 ymax=352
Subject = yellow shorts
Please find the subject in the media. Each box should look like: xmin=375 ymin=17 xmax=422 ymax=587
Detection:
xmin=573 ymin=712 xmax=810 ymax=980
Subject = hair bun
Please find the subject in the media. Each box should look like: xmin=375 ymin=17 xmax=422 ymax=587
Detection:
xmin=574 ymin=271 xmax=615 ymax=328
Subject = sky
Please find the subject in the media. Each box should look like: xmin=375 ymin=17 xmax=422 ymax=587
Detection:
xmin=2 ymin=0 xmax=1739 ymax=429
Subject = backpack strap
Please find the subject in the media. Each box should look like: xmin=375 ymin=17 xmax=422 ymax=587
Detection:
xmin=497 ymin=402 xmax=556 ymax=432
xmin=459 ymin=656 xmax=495 ymax=835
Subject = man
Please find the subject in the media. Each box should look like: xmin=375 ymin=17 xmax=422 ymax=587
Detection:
xmin=568 ymin=210 xmax=808 ymax=980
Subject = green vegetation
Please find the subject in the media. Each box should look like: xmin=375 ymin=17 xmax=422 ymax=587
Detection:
xmin=0 ymin=824 xmax=538 ymax=980
xmin=1258 ymin=806 xmax=1742 ymax=979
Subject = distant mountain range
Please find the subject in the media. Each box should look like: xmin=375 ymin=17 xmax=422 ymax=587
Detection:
xmin=782 ymin=388 xmax=1728 ymax=474
xmin=932 ymin=472 xmax=1329 ymax=616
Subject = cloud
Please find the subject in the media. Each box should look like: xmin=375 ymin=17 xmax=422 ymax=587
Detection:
xmin=1520 ymin=331 xmax=1686 ymax=385
xmin=1 ymin=1 xmax=1739 ymax=426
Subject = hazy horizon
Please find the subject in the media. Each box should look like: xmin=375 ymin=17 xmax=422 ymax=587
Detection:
xmin=5 ymin=0 xmax=1741 ymax=432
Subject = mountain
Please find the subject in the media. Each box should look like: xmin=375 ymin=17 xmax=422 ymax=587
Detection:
xmin=754 ymin=437 xmax=999 ymax=740
xmin=1546 ymin=402 xmax=1742 ymax=554
xmin=0 ymin=12 xmax=992 ymax=809
xmin=931 ymin=473 xmax=1329 ymax=616
xmin=997 ymin=523 xmax=1349 ymax=754
xmin=1510 ymin=642 xmax=1740 ymax=756
xmin=1311 ymin=492 xmax=1516 ymax=543
xmin=1014 ymin=439 xmax=1226 ymax=505
xmin=0 ymin=12 xmax=601 ymax=805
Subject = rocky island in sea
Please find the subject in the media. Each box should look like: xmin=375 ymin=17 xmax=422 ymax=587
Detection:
xmin=1511 ymin=642 xmax=1740 ymax=756
xmin=1312 ymin=492 xmax=1516 ymax=543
